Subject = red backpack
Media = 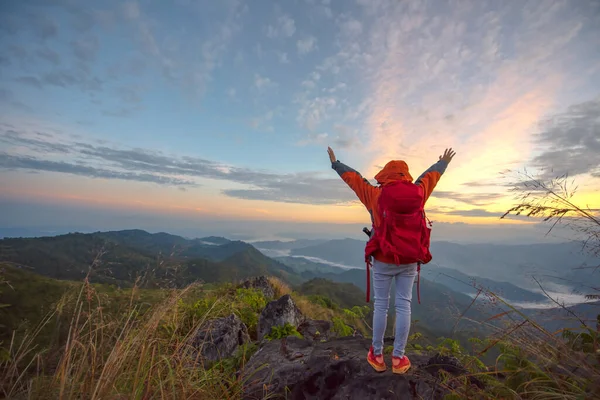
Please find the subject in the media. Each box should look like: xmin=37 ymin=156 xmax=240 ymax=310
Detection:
xmin=364 ymin=180 xmax=432 ymax=304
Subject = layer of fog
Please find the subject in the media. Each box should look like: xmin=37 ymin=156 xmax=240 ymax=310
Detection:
xmin=257 ymin=248 xmax=359 ymax=270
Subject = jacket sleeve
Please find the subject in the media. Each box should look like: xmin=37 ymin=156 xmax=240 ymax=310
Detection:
xmin=415 ymin=160 xmax=449 ymax=203
xmin=331 ymin=161 xmax=378 ymax=208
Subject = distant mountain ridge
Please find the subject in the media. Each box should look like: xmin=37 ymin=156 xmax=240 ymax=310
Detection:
xmin=252 ymin=239 xmax=328 ymax=251
xmin=0 ymin=229 xmax=300 ymax=287
xmin=288 ymin=237 xmax=600 ymax=294
xmin=420 ymin=266 xmax=548 ymax=303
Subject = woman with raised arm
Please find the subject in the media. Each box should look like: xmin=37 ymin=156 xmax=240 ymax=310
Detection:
xmin=327 ymin=146 xmax=456 ymax=374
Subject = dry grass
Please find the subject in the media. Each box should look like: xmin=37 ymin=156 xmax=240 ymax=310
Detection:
xmin=438 ymin=288 xmax=600 ymax=400
xmin=266 ymin=277 xmax=291 ymax=298
xmin=266 ymin=277 xmax=338 ymax=321
xmin=0 ymin=280 xmax=262 ymax=400
xmin=292 ymin=294 xmax=335 ymax=321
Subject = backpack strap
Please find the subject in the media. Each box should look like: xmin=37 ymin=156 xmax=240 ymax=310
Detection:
xmin=416 ymin=262 xmax=421 ymax=305
xmin=366 ymin=258 xmax=372 ymax=303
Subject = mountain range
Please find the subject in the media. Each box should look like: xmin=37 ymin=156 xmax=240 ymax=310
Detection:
xmin=0 ymin=230 xmax=300 ymax=287
xmin=284 ymin=237 xmax=599 ymax=298
xmin=1 ymin=229 xmax=598 ymax=336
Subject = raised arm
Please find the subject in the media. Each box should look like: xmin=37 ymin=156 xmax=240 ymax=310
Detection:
xmin=415 ymin=148 xmax=456 ymax=203
xmin=328 ymin=147 xmax=378 ymax=208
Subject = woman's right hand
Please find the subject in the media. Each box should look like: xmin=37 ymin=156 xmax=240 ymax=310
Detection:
xmin=327 ymin=147 xmax=337 ymax=163
xmin=439 ymin=148 xmax=456 ymax=163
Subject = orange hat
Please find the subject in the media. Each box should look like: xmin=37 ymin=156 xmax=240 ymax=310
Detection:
xmin=374 ymin=160 xmax=413 ymax=185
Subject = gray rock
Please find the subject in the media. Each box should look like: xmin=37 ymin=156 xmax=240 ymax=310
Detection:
xmin=240 ymin=276 xmax=276 ymax=299
xmin=242 ymin=336 xmax=446 ymax=400
xmin=187 ymin=313 xmax=250 ymax=363
xmin=297 ymin=319 xmax=335 ymax=342
xmin=257 ymin=294 xmax=303 ymax=340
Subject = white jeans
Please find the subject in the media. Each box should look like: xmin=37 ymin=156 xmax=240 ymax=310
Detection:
xmin=371 ymin=260 xmax=417 ymax=357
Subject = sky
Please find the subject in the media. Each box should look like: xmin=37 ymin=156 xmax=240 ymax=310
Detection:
xmin=1 ymin=0 xmax=599 ymax=242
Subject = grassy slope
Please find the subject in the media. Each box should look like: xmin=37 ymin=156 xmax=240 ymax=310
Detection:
xmin=297 ymin=278 xmax=367 ymax=309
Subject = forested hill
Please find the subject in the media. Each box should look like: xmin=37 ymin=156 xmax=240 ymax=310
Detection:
xmin=0 ymin=230 xmax=301 ymax=287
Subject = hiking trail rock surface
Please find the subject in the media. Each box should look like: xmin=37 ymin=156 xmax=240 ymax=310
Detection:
xmin=258 ymin=294 xmax=303 ymax=340
xmin=242 ymin=335 xmax=454 ymax=400
xmin=297 ymin=319 xmax=337 ymax=342
xmin=187 ymin=313 xmax=250 ymax=363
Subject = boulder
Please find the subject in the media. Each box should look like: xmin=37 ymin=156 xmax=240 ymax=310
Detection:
xmin=242 ymin=336 xmax=446 ymax=400
xmin=258 ymin=294 xmax=303 ymax=340
xmin=240 ymin=276 xmax=276 ymax=299
xmin=187 ymin=313 xmax=250 ymax=364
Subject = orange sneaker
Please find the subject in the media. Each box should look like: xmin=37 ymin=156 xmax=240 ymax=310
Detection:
xmin=367 ymin=346 xmax=387 ymax=372
xmin=392 ymin=355 xmax=411 ymax=374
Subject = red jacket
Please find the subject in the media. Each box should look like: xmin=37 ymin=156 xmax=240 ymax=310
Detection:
xmin=332 ymin=158 xmax=448 ymax=264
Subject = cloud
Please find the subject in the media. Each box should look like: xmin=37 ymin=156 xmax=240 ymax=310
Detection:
xmin=304 ymin=0 xmax=333 ymax=19
xmin=254 ymin=74 xmax=274 ymax=90
xmin=223 ymin=185 xmax=353 ymax=205
xmin=15 ymin=66 xmax=103 ymax=93
xmin=293 ymin=0 xmax=595 ymax=186
xmin=250 ymin=110 xmax=275 ymax=132
xmin=122 ymin=1 xmax=141 ymax=19
xmin=266 ymin=15 xmax=296 ymax=38
xmin=297 ymin=36 xmax=318 ymax=55
xmin=102 ymin=107 xmax=141 ymax=118
xmin=430 ymin=191 xmax=504 ymax=206
xmin=43 ymin=70 xmax=103 ymax=92
xmin=36 ymin=48 xmax=61 ymax=65
xmin=0 ymin=154 xmax=197 ymax=186
xmin=5 ymin=45 xmax=28 ymax=65
xmin=435 ymin=209 xmax=503 ymax=218
xmin=302 ymin=80 xmax=316 ymax=89
xmin=297 ymin=96 xmax=336 ymax=130
xmin=15 ymin=76 xmax=43 ymax=89
xmin=0 ymin=90 xmax=32 ymax=112
xmin=116 ymin=86 xmax=143 ymax=104
xmin=338 ymin=15 xmax=363 ymax=37
xmin=532 ymin=98 xmax=600 ymax=179
xmin=299 ymin=125 xmax=360 ymax=149
xmin=33 ymin=14 xmax=59 ymax=39
xmin=121 ymin=0 xmax=244 ymax=98
xmin=0 ymin=129 xmax=69 ymax=154
xmin=277 ymin=52 xmax=290 ymax=64
xmin=0 ymin=125 xmax=356 ymax=204
xmin=71 ymin=36 xmax=100 ymax=62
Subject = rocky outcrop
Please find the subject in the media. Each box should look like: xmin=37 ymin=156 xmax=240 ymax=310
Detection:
xmin=297 ymin=319 xmax=335 ymax=342
xmin=258 ymin=294 xmax=303 ymax=340
xmin=240 ymin=276 xmax=276 ymax=299
xmin=242 ymin=336 xmax=447 ymax=400
xmin=187 ymin=313 xmax=250 ymax=364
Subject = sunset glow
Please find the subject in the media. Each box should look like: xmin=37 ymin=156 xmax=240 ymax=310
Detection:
xmin=1 ymin=0 xmax=598 ymax=241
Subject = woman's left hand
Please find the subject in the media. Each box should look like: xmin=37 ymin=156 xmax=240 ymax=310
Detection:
xmin=327 ymin=147 xmax=337 ymax=163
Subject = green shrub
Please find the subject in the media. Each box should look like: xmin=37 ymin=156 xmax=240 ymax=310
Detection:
xmin=235 ymin=288 xmax=267 ymax=312
xmin=220 ymin=342 xmax=258 ymax=372
xmin=332 ymin=317 xmax=353 ymax=337
xmin=308 ymin=295 xmax=338 ymax=310
xmin=234 ymin=288 xmax=267 ymax=335
xmin=264 ymin=323 xmax=303 ymax=340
